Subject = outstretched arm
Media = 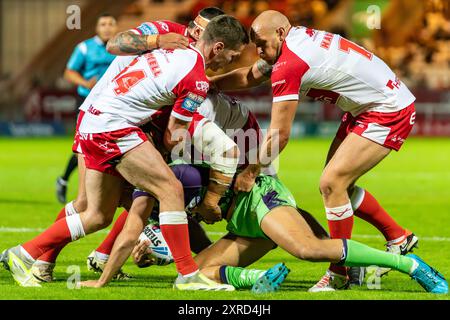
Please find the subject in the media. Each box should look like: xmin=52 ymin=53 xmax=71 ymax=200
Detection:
xmin=234 ymin=100 xmax=298 ymax=192
xmin=209 ymin=59 xmax=272 ymax=91
xmin=107 ymin=31 xmax=189 ymax=56
xmin=80 ymin=197 xmax=155 ymax=287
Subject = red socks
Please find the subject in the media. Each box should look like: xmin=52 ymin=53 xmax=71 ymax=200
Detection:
xmin=352 ymin=187 xmax=405 ymax=241
xmin=23 ymin=214 xmax=85 ymax=260
xmin=36 ymin=205 xmax=72 ymax=263
xmin=159 ymin=211 xmax=198 ymax=276
xmin=326 ymin=202 xmax=354 ymax=275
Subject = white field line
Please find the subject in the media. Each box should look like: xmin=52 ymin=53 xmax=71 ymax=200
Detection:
xmin=1 ymin=227 xmax=449 ymax=242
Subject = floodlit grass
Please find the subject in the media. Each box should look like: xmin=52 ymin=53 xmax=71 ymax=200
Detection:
xmin=0 ymin=137 xmax=449 ymax=300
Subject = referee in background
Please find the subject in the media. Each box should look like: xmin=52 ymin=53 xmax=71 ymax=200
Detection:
xmin=56 ymin=13 xmax=117 ymax=203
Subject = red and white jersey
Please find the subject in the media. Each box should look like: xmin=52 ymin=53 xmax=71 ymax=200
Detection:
xmin=79 ymin=44 xmax=209 ymax=133
xmin=131 ymin=20 xmax=190 ymax=39
xmin=81 ymin=20 xmax=194 ymax=115
xmin=271 ymin=27 xmax=415 ymax=116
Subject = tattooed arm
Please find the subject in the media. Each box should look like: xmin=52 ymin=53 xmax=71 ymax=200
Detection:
xmin=209 ymin=59 xmax=272 ymax=91
xmin=106 ymin=31 xmax=189 ymax=56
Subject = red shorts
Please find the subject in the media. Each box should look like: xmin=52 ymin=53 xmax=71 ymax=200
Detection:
xmin=336 ymin=103 xmax=416 ymax=151
xmin=72 ymin=110 xmax=85 ymax=154
xmin=76 ymin=126 xmax=148 ymax=176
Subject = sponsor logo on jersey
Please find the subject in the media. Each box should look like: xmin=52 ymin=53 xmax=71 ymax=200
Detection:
xmin=272 ymin=61 xmax=287 ymax=72
xmin=306 ymin=88 xmax=340 ymax=104
xmin=156 ymin=21 xmax=169 ymax=32
xmin=181 ymin=93 xmax=204 ymax=112
xmin=87 ymin=105 xmax=101 ymax=116
xmin=272 ymin=79 xmax=286 ymax=87
xmin=196 ymin=81 xmax=209 ymax=93
xmin=137 ymin=22 xmax=159 ymax=35
xmin=305 ymin=28 xmax=315 ymax=37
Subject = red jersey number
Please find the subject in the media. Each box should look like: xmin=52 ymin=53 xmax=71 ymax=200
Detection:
xmin=338 ymin=38 xmax=373 ymax=60
xmin=113 ymin=70 xmax=146 ymax=96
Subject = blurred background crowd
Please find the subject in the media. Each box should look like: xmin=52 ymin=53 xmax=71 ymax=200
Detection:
xmin=0 ymin=0 xmax=448 ymax=136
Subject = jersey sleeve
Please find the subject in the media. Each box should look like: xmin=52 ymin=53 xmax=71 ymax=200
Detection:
xmin=131 ymin=20 xmax=187 ymax=36
xmin=171 ymin=58 xmax=208 ymax=122
xmin=270 ymin=44 xmax=310 ymax=103
xmin=66 ymin=42 xmax=87 ymax=72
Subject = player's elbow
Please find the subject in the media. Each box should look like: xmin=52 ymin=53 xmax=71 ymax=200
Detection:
xmin=106 ymin=38 xmax=119 ymax=55
xmin=63 ymin=69 xmax=73 ymax=82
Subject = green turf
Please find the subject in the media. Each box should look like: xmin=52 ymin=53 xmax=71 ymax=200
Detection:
xmin=0 ymin=137 xmax=449 ymax=300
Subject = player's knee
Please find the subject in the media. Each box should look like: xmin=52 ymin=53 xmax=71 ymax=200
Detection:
xmin=319 ymin=174 xmax=347 ymax=197
xmin=89 ymin=214 xmax=113 ymax=231
xmin=159 ymin=178 xmax=184 ymax=203
xmin=319 ymin=176 xmax=335 ymax=197
xmin=73 ymin=196 xmax=87 ymax=212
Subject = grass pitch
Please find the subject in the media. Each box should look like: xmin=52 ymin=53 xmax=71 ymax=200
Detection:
xmin=0 ymin=137 xmax=449 ymax=300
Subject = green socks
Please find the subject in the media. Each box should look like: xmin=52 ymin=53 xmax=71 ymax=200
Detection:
xmin=343 ymin=239 xmax=415 ymax=274
xmin=220 ymin=266 xmax=266 ymax=289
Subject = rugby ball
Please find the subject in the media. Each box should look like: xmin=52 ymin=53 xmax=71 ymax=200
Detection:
xmin=138 ymin=221 xmax=174 ymax=266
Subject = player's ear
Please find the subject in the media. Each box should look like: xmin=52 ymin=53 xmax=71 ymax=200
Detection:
xmin=276 ymin=27 xmax=286 ymax=42
xmin=193 ymin=27 xmax=202 ymax=41
xmin=213 ymin=41 xmax=224 ymax=55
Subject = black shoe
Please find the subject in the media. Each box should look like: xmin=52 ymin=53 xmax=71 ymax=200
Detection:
xmin=348 ymin=266 xmax=365 ymax=287
xmin=56 ymin=177 xmax=67 ymax=204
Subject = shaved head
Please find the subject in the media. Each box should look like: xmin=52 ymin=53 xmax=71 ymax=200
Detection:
xmin=250 ymin=10 xmax=291 ymax=64
xmin=251 ymin=10 xmax=290 ymax=36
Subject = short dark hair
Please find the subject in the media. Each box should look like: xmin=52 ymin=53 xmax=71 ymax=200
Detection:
xmin=97 ymin=13 xmax=116 ymax=22
xmin=199 ymin=7 xmax=225 ymax=20
xmin=202 ymin=15 xmax=249 ymax=49
xmin=188 ymin=7 xmax=225 ymax=29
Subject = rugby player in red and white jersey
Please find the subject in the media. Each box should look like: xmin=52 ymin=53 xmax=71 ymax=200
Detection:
xmin=210 ymin=10 xmax=420 ymax=291
xmin=81 ymin=90 xmax=284 ymax=276
xmin=27 ymin=8 xmax=227 ymax=282
xmin=1 ymin=15 xmax=249 ymax=289
xmin=78 ymin=91 xmax=287 ymax=287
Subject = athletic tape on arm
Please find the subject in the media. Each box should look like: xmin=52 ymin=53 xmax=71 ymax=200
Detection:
xmin=193 ymin=121 xmax=238 ymax=177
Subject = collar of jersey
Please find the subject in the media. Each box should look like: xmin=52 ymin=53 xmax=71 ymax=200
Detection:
xmin=93 ymin=35 xmax=105 ymax=45
xmin=189 ymin=43 xmax=206 ymax=69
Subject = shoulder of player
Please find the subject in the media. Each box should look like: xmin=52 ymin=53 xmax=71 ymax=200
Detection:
xmin=76 ymin=36 xmax=102 ymax=53
xmin=159 ymin=48 xmax=208 ymax=93
xmin=137 ymin=20 xmax=186 ymax=35
xmin=158 ymin=20 xmax=187 ymax=32
xmin=74 ymin=39 xmax=91 ymax=55
xmin=169 ymin=47 xmax=206 ymax=77
xmin=270 ymin=42 xmax=310 ymax=80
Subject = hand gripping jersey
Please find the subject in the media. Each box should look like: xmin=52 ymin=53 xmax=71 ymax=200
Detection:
xmin=79 ymin=44 xmax=209 ymax=133
xmin=271 ymin=27 xmax=416 ymax=116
